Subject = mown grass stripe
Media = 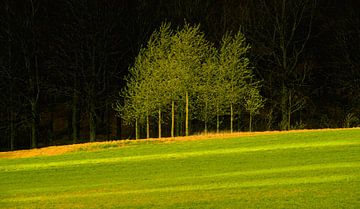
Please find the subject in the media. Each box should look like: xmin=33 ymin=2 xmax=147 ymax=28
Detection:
xmin=182 ymin=162 xmax=360 ymax=180
xmin=2 ymin=174 xmax=358 ymax=203
xmin=0 ymin=130 xmax=359 ymax=208
xmin=2 ymin=161 xmax=359 ymax=194
xmin=1 ymin=140 xmax=359 ymax=172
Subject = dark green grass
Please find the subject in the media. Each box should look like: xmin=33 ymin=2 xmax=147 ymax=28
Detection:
xmin=0 ymin=129 xmax=359 ymax=208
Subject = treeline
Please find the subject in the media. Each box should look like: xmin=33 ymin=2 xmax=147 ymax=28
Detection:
xmin=0 ymin=0 xmax=359 ymax=151
xmin=117 ymin=24 xmax=263 ymax=139
xmin=0 ymin=0 xmax=127 ymax=150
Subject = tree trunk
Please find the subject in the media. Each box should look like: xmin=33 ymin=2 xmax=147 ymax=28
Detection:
xmin=266 ymin=108 xmax=273 ymax=131
xmin=135 ymin=118 xmax=139 ymax=140
xmin=30 ymin=102 xmax=38 ymax=148
xmin=89 ymin=105 xmax=96 ymax=142
xmin=158 ymin=108 xmax=162 ymax=138
xmin=238 ymin=108 xmax=241 ymax=132
xmin=204 ymin=100 xmax=208 ymax=135
xmin=28 ymin=59 xmax=39 ymax=149
xmin=171 ymin=100 xmax=175 ymax=137
xmin=146 ymin=113 xmax=150 ymax=139
xmin=10 ymin=110 xmax=15 ymax=151
xmin=230 ymin=104 xmax=233 ymax=133
xmin=176 ymin=106 xmax=183 ymax=136
xmin=281 ymin=84 xmax=288 ymax=130
xmin=249 ymin=114 xmax=252 ymax=132
xmin=185 ymin=91 xmax=189 ymax=136
xmin=288 ymin=91 xmax=291 ymax=130
xmin=72 ymin=89 xmax=79 ymax=143
xmin=25 ymin=1 xmax=39 ymax=149
xmin=216 ymin=113 xmax=220 ymax=133
xmin=204 ymin=121 xmax=208 ymax=135
xmin=48 ymin=110 xmax=54 ymax=146
xmin=8 ymin=34 xmax=15 ymax=150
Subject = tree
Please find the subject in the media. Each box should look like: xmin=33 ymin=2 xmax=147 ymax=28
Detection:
xmin=0 ymin=0 xmax=22 ymax=150
xmin=119 ymin=23 xmax=264 ymax=138
xmin=0 ymin=0 xmax=44 ymax=148
xmin=194 ymin=47 xmax=218 ymax=134
xmin=117 ymin=23 xmax=174 ymax=139
xmin=117 ymin=49 xmax=153 ymax=139
xmin=119 ymin=23 xmax=219 ymax=138
xmin=171 ymin=23 xmax=213 ymax=136
xmin=244 ymin=86 xmax=264 ymax=132
xmin=147 ymin=23 xmax=174 ymax=138
xmin=252 ymin=0 xmax=316 ymax=130
xmin=331 ymin=5 xmax=360 ymax=125
xmin=50 ymin=0 xmax=124 ymax=142
xmin=219 ymin=32 xmax=252 ymax=133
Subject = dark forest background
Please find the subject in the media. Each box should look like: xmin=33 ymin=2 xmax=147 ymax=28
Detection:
xmin=0 ymin=0 xmax=359 ymax=151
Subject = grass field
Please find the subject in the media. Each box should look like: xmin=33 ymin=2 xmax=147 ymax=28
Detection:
xmin=0 ymin=129 xmax=359 ymax=208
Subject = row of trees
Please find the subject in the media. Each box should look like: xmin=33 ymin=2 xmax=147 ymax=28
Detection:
xmin=0 ymin=0 xmax=358 ymax=150
xmin=0 ymin=0 xmax=126 ymax=149
xmin=117 ymin=24 xmax=263 ymax=139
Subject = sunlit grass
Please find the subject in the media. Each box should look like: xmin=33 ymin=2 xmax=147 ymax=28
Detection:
xmin=0 ymin=128 xmax=359 ymax=208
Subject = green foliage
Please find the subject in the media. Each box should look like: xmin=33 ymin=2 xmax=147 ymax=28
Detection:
xmin=218 ymin=32 xmax=257 ymax=132
xmin=191 ymin=44 xmax=218 ymax=125
xmin=244 ymin=87 xmax=264 ymax=131
xmin=1 ymin=129 xmax=359 ymax=208
xmin=219 ymin=32 xmax=252 ymax=106
xmin=244 ymin=87 xmax=264 ymax=117
xmin=117 ymin=23 xmax=264 ymax=137
xmin=117 ymin=23 xmax=174 ymax=125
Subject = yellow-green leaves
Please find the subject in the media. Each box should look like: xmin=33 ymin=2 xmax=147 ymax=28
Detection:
xmin=118 ymin=23 xmax=264 ymax=138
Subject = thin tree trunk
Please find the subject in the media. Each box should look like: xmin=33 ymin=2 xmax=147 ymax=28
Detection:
xmin=185 ymin=91 xmax=189 ymax=136
xmin=89 ymin=104 xmax=96 ymax=142
xmin=216 ymin=113 xmax=220 ymax=133
xmin=288 ymin=91 xmax=291 ymax=130
xmin=238 ymin=108 xmax=241 ymax=132
xmin=30 ymin=3 xmax=39 ymax=149
xmin=204 ymin=100 xmax=208 ymax=135
xmin=31 ymin=102 xmax=37 ymax=148
xmin=171 ymin=100 xmax=175 ymax=138
xmin=106 ymin=105 xmax=111 ymax=140
xmin=266 ymin=108 xmax=273 ymax=131
xmin=281 ymin=84 xmax=288 ymax=130
xmin=72 ymin=89 xmax=78 ymax=143
xmin=89 ymin=112 xmax=96 ymax=142
xmin=48 ymin=110 xmax=54 ymax=146
xmin=8 ymin=32 xmax=15 ymax=150
xmin=28 ymin=57 xmax=39 ymax=149
xmin=10 ymin=110 xmax=15 ymax=151
xmin=135 ymin=118 xmax=139 ymax=140
xmin=205 ymin=121 xmax=208 ymax=135
xmin=230 ymin=104 xmax=233 ymax=133
xmin=28 ymin=101 xmax=37 ymax=149
xmin=249 ymin=114 xmax=252 ymax=132
xmin=176 ymin=106 xmax=183 ymax=136
xmin=158 ymin=108 xmax=161 ymax=138
xmin=146 ymin=113 xmax=150 ymax=139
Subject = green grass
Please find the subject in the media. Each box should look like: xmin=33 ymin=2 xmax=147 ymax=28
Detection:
xmin=1 ymin=129 xmax=359 ymax=208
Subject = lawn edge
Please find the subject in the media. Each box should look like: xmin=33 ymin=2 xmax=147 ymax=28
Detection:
xmin=0 ymin=128 xmax=358 ymax=159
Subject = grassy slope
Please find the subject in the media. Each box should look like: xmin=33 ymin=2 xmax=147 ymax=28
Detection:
xmin=0 ymin=129 xmax=359 ymax=208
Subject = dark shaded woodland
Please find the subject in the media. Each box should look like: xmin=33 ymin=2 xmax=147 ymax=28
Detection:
xmin=0 ymin=0 xmax=359 ymax=150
